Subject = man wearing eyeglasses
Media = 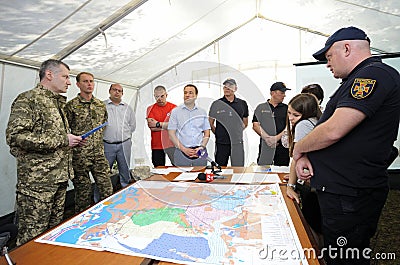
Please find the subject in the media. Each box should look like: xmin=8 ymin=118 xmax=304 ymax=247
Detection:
xmin=146 ymin=85 xmax=177 ymax=167
xmin=103 ymin=83 xmax=136 ymax=189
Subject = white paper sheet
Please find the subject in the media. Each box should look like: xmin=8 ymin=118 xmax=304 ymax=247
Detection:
xmin=270 ymin=165 xmax=290 ymax=173
xmin=252 ymin=165 xmax=272 ymax=173
xmin=231 ymin=173 xmax=281 ymax=183
xmin=219 ymin=168 xmax=234 ymax=174
xmin=173 ymin=172 xmax=199 ymax=181
xmin=151 ymin=167 xmax=194 ymax=175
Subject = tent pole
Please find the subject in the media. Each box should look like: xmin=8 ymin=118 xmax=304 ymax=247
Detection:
xmin=55 ymin=0 xmax=148 ymax=60
xmin=138 ymin=16 xmax=258 ymax=89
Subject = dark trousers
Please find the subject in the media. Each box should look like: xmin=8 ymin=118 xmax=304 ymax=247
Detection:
xmin=152 ymin=147 xmax=176 ymax=167
xmin=104 ymin=140 xmax=132 ymax=188
xmin=173 ymin=148 xmax=207 ymax=167
xmin=297 ymin=184 xmax=322 ymax=234
xmin=257 ymin=141 xmax=289 ymax=166
xmin=215 ymin=143 xmax=244 ymax=167
xmin=317 ymin=188 xmax=388 ymax=265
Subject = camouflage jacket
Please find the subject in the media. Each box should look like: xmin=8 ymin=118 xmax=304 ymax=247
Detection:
xmin=6 ymin=84 xmax=73 ymax=190
xmin=65 ymin=94 xmax=108 ymax=158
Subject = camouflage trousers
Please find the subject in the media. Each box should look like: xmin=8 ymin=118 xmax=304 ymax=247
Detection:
xmin=72 ymin=155 xmax=113 ymax=213
xmin=15 ymin=182 xmax=68 ymax=246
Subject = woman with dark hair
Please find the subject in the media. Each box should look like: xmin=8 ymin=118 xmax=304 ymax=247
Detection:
xmin=301 ymin=83 xmax=324 ymax=105
xmin=284 ymin=93 xmax=323 ymax=246
xmin=286 ymin=94 xmax=322 ymax=157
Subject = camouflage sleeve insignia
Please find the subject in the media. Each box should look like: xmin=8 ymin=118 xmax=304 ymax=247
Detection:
xmin=351 ymin=78 xmax=376 ymax=99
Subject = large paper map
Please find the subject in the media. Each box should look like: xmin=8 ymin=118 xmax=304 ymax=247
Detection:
xmin=37 ymin=180 xmax=308 ymax=264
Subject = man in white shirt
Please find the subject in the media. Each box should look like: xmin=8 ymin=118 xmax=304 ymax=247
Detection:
xmin=103 ymin=83 xmax=136 ymax=188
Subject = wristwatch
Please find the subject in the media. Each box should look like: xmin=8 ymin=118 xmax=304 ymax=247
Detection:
xmin=156 ymin=121 xmax=161 ymax=128
xmin=287 ymin=183 xmax=296 ymax=190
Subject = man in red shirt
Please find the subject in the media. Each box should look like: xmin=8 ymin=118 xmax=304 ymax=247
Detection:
xmin=146 ymin=85 xmax=177 ymax=167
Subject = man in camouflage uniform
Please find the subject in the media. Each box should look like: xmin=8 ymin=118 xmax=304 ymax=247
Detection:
xmin=65 ymin=72 xmax=113 ymax=213
xmin=6 ymin=59 xmax=83 ymax=246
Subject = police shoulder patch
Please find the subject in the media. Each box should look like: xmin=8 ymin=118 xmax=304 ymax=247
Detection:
xmin=351 ymin=78 xmax=376 ymax=99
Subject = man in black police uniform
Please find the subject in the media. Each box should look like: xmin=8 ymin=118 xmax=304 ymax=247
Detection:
xmin=293 ymin=26 xmax=400 ymax=265
xmin=208 ymin=78 xmax=249 ymax=166
xmin=252 ymin=82 xmax=290 ymax=166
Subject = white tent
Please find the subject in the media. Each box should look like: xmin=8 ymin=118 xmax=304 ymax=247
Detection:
xmin=1 ymin=0 xmax=399 ymax=217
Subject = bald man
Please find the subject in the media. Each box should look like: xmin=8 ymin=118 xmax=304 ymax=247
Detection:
xmin=293 ymin=27 xmax=400 ymax=265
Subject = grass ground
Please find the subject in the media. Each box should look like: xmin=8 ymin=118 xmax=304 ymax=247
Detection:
xmin=370 ymin=189 xmax=400 ymax=265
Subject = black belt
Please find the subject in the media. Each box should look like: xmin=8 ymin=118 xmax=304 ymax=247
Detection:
xmin=103 ymin=138 xmax=130 ymax=144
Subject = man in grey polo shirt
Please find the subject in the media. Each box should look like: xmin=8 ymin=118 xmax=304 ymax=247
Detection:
xmin=168 ymin=84 xmax=210 ymax=167
xmin=103 ymin=83 xmax=136 ymax=188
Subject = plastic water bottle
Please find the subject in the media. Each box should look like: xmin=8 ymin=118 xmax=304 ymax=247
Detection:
xmin=281 ymin=130 xmax=289 ymax=148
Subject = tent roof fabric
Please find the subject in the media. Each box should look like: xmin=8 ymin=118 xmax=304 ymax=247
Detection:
xmin=1 ymin=0 xmax=399 ymax=88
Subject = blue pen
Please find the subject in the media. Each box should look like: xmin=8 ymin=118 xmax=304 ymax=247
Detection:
xmin=81 ymin=122 xmax=108 ymax=139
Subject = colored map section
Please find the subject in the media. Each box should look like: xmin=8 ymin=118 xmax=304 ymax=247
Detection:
xmin=37 ymin=181 xmax=307 ymax=264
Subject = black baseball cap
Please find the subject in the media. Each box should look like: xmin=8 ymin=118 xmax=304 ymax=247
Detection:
xmin=270 ymin=82 xmax=290 ymax=92
xmin=223 ymin=78 xmax=237 ymax=86
xmin=313 ymin=26 xmax=370 ymax=61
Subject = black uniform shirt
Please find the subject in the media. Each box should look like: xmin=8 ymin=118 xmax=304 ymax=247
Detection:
xmin=209 ymin=96 xmax=249 ymax=144
xmin=252 ymin=100 xmax=288 ymax=139
xmin=309 ymin=57 xmax=400 ymax=196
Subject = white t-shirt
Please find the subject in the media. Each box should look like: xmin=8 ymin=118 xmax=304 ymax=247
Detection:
xmin=294 ymin=117 xmax=318 ymax=142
